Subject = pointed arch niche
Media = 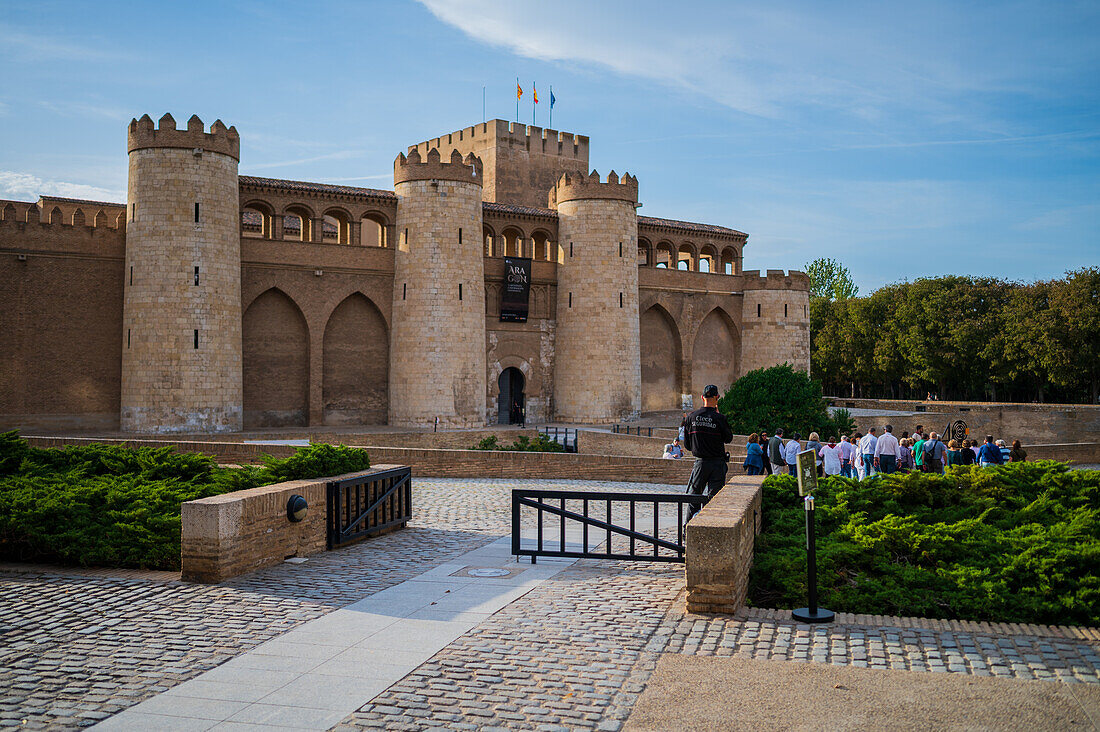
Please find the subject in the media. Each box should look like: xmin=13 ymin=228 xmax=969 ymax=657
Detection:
xmin=692 ymin=308 xmax=740 ymax=397
xmin=640 ymin=304 xmax=683 ymax=412
xmin=322 ymin=293 xmax=389 ymax=425
xmin=243 ymin=288 xmax=309 ymax=428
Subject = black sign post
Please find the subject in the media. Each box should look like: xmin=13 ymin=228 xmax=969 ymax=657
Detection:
xmin=792 ymin=450 xmax=835 ymax=624
xmin=500 ymin=257 xmax=531 ymax=322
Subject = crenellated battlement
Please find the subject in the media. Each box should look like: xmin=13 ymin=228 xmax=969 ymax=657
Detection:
xmin=1 ymin=199 xmax=126 ymax=231
xmin=127 ymin=113 xmax=240 ymax=160
xmin=549 ymin=170 xmax=638 ymax=208
xmin=394 ymin=148 xmax=483 ymax=186
xmin=741 ymin=269 xmax=811 ymax=291
xmin=410 ymin=119 xmax=589 ymax=161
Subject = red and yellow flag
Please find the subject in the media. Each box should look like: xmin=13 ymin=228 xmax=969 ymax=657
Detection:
xmin=517 ymin=82 xmax=523 ymax=100
xmin=533 ymin=85 xmax=538 ymax=104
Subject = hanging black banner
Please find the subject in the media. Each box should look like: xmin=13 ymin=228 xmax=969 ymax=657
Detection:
xmin=500 ymin=256 xmax=532 ymax=322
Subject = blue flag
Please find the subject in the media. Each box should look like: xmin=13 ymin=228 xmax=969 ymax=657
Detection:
xmin=550 ymin=90 xmax=556 ymax=108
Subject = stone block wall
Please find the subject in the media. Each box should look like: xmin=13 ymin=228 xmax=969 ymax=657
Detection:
xmin=122 ymin=136 xmax=242 ymax=433
xmin=553 ymin=195 xmax=641 ymax=423
xmin=685 ymin=475 xmax=764 ymax=613
xmin=740 ymin=271 xmax=810 ymax=376
xmin=390 ymin=175 xmax=486 ymax=427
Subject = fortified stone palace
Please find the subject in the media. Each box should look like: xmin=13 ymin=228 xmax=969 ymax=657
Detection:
xmin=0 ymin=114 xmax=809 ymax=433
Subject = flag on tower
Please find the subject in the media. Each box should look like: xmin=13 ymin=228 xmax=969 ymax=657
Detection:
xmin=550 ymin=88 xmax=556 ymax=108
xmin=516 ymin=82 xmax=522 ymax=100
xmin=533 ymin=85 xmax=538 ymax=104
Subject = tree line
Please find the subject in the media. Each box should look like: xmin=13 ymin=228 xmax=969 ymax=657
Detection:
xmin=807 ymin=265 xmax=1100 ymax=404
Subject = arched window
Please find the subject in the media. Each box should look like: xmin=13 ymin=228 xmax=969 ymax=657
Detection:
xmin=501 ymin=227 xmax=526 ymax=258
xmin=283 ymin=206 xmax=313 ymax=242
xmin=483 ymin=225 xmax=497 ymax=257
xmin=698 ymin=244 xmax=717 ymax=273
xmin=677 ymin=243 xmax=694 ymax=271
xmin=532 ymin=230 xmax=554 ymax=261
xmin=655 ymin=241 xmax=675 ymax=269
xmin=721 ymin=247 xmax=737 ymax=275
xmin=241 ymin=202 xmax=274 ymax=239
xmin=360 ymin=212 xmax=388 ymax=247
xmin=323 ymin=209 xmax=351 ymax=244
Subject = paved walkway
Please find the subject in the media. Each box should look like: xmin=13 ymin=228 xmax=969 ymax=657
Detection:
xmin=0 ymin=477 xmax=1097 ymax=731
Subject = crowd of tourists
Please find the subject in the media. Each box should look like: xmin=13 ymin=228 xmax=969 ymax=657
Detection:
xmin=739 ymin=423 xmax=1027 ymax=478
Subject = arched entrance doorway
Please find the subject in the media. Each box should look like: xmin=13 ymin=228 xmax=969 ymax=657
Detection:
xmin=497 ymin=367 xmax=526 ymax=425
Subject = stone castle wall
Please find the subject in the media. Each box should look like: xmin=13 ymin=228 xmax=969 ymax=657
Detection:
xmin=390 ymin=174 xmax=487 ymax=427
xmin=122 ymin=122 xmax=243 ymax=433
xmin=740 ymin=270 xmax=811 ymax=375
xmin=553 ymin=192 xmax=641 ymax=423
xmin=410 ymin=120 xmax=589 ymax=208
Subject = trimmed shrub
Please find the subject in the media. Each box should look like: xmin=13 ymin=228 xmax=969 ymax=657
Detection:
xmin=0 ymin=433 xmax=373 ymax=571
xmin=472 ymin=434 xmax=564 ymax=452
xmin=719 ymin=364 xmax=850 ymax=438
xmin=749 ymin=462 xmax=1100 ymax=625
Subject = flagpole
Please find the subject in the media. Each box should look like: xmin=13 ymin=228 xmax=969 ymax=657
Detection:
xmin=516 ymin=77 xmax=519 ymax=123
xmin=549 ymin=85 xmax=553 ymax=129
xmin=532 ymin=82 xmax=536 ymax=126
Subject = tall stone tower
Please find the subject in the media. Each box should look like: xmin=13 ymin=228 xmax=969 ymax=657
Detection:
xmin=121 ymin=113 xmax=243 ymax=433
xmin=550 ymin=171 xmax=641 ymax=423
xmin=389 ymin=149 xmax=487 ymax=427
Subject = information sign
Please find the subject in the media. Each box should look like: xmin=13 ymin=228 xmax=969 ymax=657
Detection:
xmin=796 ymin=449 xmax=818 ymax=497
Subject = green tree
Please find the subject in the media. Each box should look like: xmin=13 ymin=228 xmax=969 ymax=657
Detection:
xmin=1050 ymin=268 xmax=1100 ymax=403
xmin=718 ymin=364 xmax=843 ymax=437
xmin=805 ymin=257 xmax=859 ymax=300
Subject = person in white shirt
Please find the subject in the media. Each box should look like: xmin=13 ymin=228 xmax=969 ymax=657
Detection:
xmin=837 ymin=435 xmax=856 ymax=478
xmin=873 ymin=424 xmax=901 ymax=475
xmin=783 ymin=432 xmax=801 ymax=475
xmin=858 ymin=428 xmax=878 ymax=479
xmin=819 ymin=437 xmax=843 ymax=476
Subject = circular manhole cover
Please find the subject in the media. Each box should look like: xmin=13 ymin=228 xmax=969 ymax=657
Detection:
xmin=468 ymin=568 xmax=511 ymax=578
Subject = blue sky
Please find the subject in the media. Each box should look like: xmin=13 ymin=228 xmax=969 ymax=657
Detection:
xmin=1 ymin=0 xmax=1097 ymax=291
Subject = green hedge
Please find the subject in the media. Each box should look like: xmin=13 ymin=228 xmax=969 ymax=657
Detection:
xmin=750 ymin=462 xmax=1100 ymax=625
xmin=0 ymin=432 xmax=372 ymax=571
xmin=472 ymin=434 xmax=564 ymax=452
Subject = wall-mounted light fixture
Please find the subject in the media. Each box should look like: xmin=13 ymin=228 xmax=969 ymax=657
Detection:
xmin=286 ymin=494 xmax=308 ymax=522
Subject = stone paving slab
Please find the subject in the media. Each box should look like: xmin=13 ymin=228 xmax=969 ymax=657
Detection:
xmin=623 ymin=655 xmax=1100 ymax=732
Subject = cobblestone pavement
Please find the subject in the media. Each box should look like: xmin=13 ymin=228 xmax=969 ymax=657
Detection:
xmin=335 ymin=561 xmax=685 ymax=731
xmin=0 ymin=478 xmax=679 ymax=731
xmin=664 ymin=611 xmax=1100 ymax=684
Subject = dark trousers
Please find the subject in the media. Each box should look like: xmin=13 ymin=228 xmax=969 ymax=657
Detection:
xmin=685 ymin=458 xmax=728 ymax=521
xmin=878 ymin=455 xmax=896 ymax=474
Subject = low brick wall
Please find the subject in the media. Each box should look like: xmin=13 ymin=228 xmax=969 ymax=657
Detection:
xmin=189 ymin=428 xmax=540 ymax=450
xmin=578 ymin=430 xmax=750 ymax=460
xmin=181 ymin=465 xmax=405 ymax=583
xmin=1026 ymin=443 xmax=1100 ymax=463
xmin=685 ymin=475 xmax=765 ymax=614
xmin=21 ymin=436 xmax=703 ymax=484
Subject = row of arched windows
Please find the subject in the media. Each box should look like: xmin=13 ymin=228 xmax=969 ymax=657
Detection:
xmin=240 ymin=200 xmax=393 ymax=247
xmin=482 ymin=224 xmax=561 ymax=262
xmin=637 ymin=240 xmax=740 ymax=274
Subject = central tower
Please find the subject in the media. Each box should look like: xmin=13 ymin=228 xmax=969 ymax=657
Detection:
xmin=551 ymin=171 xmax=642 ymax=423
xmin=389 ymin=149 xmax=487 ymax=427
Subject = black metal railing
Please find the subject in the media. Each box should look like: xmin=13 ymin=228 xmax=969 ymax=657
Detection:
xmin=511 ymin=489 xmax=706 ymax=563
xmin=538 ymin=426 xmax=578 ymax=452
xmin=612 ymin=425 xmax=653 ymax=437
xmin=327 ymin=466 xmax=412 ymax=550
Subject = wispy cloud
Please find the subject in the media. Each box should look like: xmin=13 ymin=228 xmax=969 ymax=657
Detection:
xmin=245 ymin=150 xmax=367 ymax=171
xmin=417 ymin=0 xmax=1098 ymax=133
xmin=39 ymin=100 xmax=132 ymax=122
xmin=0 ymin=25 xmax=134 ymax=63
xmin=0 ymin=171 xmax=124 ymax=204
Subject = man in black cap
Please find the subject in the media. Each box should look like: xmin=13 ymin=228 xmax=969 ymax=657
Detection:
xmin=680 ymin=384 xmax=734 ymax=522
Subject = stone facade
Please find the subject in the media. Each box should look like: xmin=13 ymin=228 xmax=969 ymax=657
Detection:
xmin=740 ymin=270 xmax=812 ymax=375
xmin=0 ymin=116 xmax=811 ymax=433
xmin=390 ymin=150 xmax=487 ymax=427
xmin=121 ymin=114 xmax=243 ymax=432
xmin=553 ymin=172 xmax=641 ymax=423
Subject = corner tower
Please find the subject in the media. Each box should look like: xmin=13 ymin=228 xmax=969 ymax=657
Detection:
xmin=550 ymin=171 xmax=641 ymax=423
xmin=389 ymin=149 xmax=487 ymax=427
xmin=121 ymin=113 xmax=242 ymax=433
